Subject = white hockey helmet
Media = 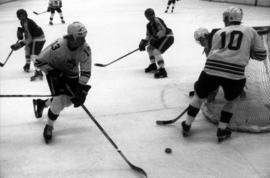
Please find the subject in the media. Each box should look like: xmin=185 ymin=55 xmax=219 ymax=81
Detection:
xmin=67 ymin=21 xmax=87 ymax=39
xmin=194 ymin=27 xmax=209 ymax=41
xmin=223 ymin=7 xmax=243 ymax=23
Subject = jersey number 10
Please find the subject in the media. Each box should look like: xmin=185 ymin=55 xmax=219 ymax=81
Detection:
xmin=220 ymin=30 xmax=243 ymax=50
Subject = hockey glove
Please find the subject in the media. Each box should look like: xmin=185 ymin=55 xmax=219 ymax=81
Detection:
xmin=10 ymin=41 xmax=25 ymax=51
xmin=47 ymin=7 xmax=52 ymax=12
xmin=139 ymin=39 xmax=148 ymax=51
xmin=17 ymin=27 xmax=24 ymax=40
xmin=71 ymin=83 xmax=91 ymax=107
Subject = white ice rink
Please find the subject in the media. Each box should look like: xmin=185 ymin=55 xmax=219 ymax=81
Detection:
xmin=0 ymin=0 xmax=270 ymax=177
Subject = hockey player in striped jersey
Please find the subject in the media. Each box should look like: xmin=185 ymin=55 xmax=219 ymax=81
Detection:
xmin=139 ymin=8 xmax=174 ymax=78
xmin=33 ymin=22 xmax=91 ymax=143
xmin=47 ymin=0 xmax=65 ymax=25
xmin=181 ymin=7 xmax=267 ymax=142
xmin=10 ymin=9 xmax=46 ymax=81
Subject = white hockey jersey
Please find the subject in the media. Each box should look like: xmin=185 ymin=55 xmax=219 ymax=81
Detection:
xmin=204 ymin=24 xmax=267 ymax=80
xmin=35 ymin=38 xmax=91 ymax=85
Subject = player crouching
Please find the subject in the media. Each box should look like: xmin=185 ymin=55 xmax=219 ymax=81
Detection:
xmin=139 ymin=8 xmax=174 ymax=79
xmin=33 ymin=22 xmax=92 ymax=143
xmin=181 ymin=7 xmax=266 ymax=142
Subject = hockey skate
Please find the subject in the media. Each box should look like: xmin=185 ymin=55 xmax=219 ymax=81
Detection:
xmin=165 ymin=10 xmax=168 ymax=13
xmin=30 ymin=70 xmax=43 ymax=81
xmin=217 ymin=127 xmax=232 ymax=143
xmin=43 ymin=124 xmax=53 ymax=143
xmin=61 ymin=20 xmax=65 ymax=24
xmin=33 ymin=99 xmax=46 ymax=118
xmin=181 ymin=121 xmax=191 ymax=137
xmin=49 ymin=21 xmax=53 ymax=25
xmin=154 ymin=68 xmax=167 ymax=78
xmin=23 ymin=63 xmax=30 ymax=72
xmin=145 ymin=63 xmax=157 ymax=73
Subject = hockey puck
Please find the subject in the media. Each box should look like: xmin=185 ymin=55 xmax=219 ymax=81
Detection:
xmin=165 ymin=148 xmax=172 ymax=154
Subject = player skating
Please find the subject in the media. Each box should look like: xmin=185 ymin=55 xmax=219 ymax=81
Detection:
xmin=165 ymin=0 xmax=179 ymax=13
xmin=33 ymin=22 xmax=91 ymax=143
xmin=47 ymin=0 xmax=65 ymax=25
xmin=10 ymin=9 xmax=46 ymax=81
xmin=139 ymin=8 xmax=174 ymax=78
xmin=181 ymin=7 xmax=267 ymax=142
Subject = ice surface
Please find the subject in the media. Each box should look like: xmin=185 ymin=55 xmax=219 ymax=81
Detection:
xmin=0 ymin=0 xmax=270 ymax=178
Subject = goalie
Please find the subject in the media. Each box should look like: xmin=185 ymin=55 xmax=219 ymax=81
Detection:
xmin=181 ymin=7 xmax=267 ymax=142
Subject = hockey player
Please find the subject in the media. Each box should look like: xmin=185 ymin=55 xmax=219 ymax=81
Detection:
xmin=139 ymin=8 xmax=174 ymax=78
xmin=181 ymin=7 xmax=267 ymax=142
xmin=10 ymin=9 xmax=46 ymax=81
xmin=165 ymin=0 xmax=179 ymax=13
xmin=47 ymin=0 xmax=65 ymax=25
xmin=33 ymin=22 xmax=91 ymax=143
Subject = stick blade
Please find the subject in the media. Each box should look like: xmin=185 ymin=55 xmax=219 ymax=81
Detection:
xmin=128 ymin=162 xmax=148 ymax=177
xmin=94 ymin=63 xmax=106 ymax=67
xmin=156 ymin=120 xmax=175 ymax=125
xmin=33 ymin=11 xmax=38 ymax=15
xmin=0 ymin=63 xmax=4 ymax=67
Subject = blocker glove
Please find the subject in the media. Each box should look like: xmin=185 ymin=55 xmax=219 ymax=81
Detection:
xmin=10 ymin=41 xmax=25 ymax=51
xmin=139 ymin=39 xmax=148 ymax=51
xmin=71 ymin=83 xmax=91 ymax=107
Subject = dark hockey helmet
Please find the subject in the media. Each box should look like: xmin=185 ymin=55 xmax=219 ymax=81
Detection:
xmin=16 ymin=9 xmax=28 ymax=18
xmin=144 ymin=8 xmax=155 ymax=18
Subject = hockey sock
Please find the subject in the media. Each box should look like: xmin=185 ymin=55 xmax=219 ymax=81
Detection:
xmin=156 ymin=55 xmax=165 ymax=68
xmin=149 ymin=56 xmax=155 ymax=64
xmin=25 ymin=55 xmax=31 ymax=64
xmin=50 ymin=12 xmax=55 ymax=22
xmin=59 ymin=12 xmax=64 ymax=20
xmin=185 ymin=105 xmax=200 ymax=125
xmin=171 ymin=5 xmax=175 ymax=12
xmin=218 ymin=111 xmax=233 ymax=129
xmin=46 ymin=109 xmax=59 ymax=126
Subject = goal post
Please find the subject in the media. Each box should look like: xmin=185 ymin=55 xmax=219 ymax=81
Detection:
xmin=201 ymin=26 xmax=270 ymax=133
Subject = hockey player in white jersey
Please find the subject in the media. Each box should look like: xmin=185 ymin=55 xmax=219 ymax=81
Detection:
xmin=33 ymin=22 xmax=91 ymax=143
xmin=181 ymin=7 xmax=267 ymax=142
xmin=47 ymin=0 xmax=65 ymax=25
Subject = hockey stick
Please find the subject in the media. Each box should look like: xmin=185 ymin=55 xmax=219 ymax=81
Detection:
xmin=0 ymin=94 xmax=52 ymax=97
xmin=156 ymin=107 xmax=188 ymax=125
xmin=81 ymin=104 xmax=147 ymax=177
xmin=0 ymin=50 xmax=13 ymax=67
xmin=94 ymin=48 xmax=139 ymax=67
xmin=0 ymin=40 xmax=20 ymax=67
xmin=33 ymin=10 xmax=47 ymax=15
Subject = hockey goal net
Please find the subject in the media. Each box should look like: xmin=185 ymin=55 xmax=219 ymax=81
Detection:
xmin=201 ymin=26 xmax=270 ymax=133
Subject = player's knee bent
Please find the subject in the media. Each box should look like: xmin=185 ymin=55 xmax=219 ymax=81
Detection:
xmin=49 ymin=95 xmax=69 ymax=115
xmin=48 ymin=109 xmax=59 ymax=121
xmin=220 ymin=110 xmax=233 ymax=124
xmin=187 ymin=105 xmax=200 ymax=117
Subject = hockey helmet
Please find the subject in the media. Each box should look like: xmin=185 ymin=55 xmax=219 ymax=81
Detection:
xmin=223 ymin=7 xmax=243 ymax=23
xmin=16 ymin=9 xmax=28 ymax=18
xmin=144 ymin=8 xmax=155 ymax=18
xmin=194 ymin=27 xmax=209 ymax=41
xmin=67 ymin=21 xmax=87 ymax=40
